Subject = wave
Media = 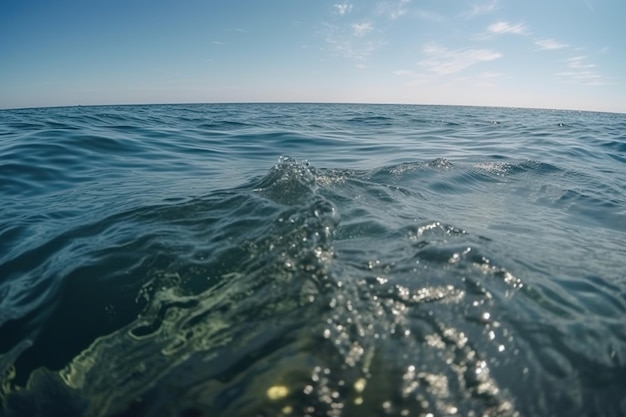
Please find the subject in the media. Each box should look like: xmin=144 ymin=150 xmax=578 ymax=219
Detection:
xmin=2 ymin=156 xmax=624 ymax=416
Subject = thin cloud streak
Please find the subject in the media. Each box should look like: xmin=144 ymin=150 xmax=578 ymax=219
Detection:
xmin=487 ymin=21 xmax=529 ymax=35
xmin=466 ymin=0 xmax=499 ymax=18
xmin=557 ymin=55 xmax=604 ymax=85
xmin=394 ymin=69 xmax=504 ymax=89
xmin=556 ymin=71 xmax=604 ymax=85
xmin=414 ymin=9 xmax=444 ymax=22
xmin=457 ymin=71 xmax=505 ymax=87
xmin=568 ymin=56 xmax=596 ymax=69
xmin=420 ymin=44 xmax=502 ymax=75
xmin=535 ymin=39 xmax=568 ymax=50
xmin=476 ymin=71 xmax=504 ymax=84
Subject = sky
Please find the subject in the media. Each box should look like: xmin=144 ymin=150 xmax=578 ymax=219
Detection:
xmin=1 ymin=0 xmax=625 ymax=113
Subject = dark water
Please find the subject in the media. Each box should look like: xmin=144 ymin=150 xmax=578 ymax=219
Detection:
xmin=1 ymin=103 xmax=625 ymax=416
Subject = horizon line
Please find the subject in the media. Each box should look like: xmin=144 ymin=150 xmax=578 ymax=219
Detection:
xmin=1 ymin=101 xmax=624 ymax=115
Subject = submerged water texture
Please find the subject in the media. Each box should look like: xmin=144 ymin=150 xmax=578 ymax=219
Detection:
xmin=1 ymin=103 xmax=625 ymax=416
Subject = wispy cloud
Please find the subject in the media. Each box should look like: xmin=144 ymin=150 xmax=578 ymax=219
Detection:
xmin=333 ymin=3 xmax=353 ymax=16
xmin=352 ymin=22 xmax=373 ymax=37
xmin=393 ymin=70 xmax=434 ymax=86
xmin=567 ymin=56 xmax=596 ymax=69
xmin=487 ymin=21 xmax=529 ymax=35
xmin=419 ymin=44 xmax=502 ymax=75
xmin=376 ymin=0 xmax=411 ymax=20
xmin=394 ymin=68 xmax=504 ymax=88
xmin=321 ymin=3 xmax=389 ymax=63
xmin=322 ymin=22 xmax=383 ymax=62
xmin=465 ymin=0 xmax=499 ymax=18
xmin=453 ymin=71 xmax=505 ymax=87
xmin=534 ymin=38 xmax=568 ymax=50
xmin=414 ymin=9 xmax=444 ymax=22
xmin=473 ymin=21 xmax=529 ymax=40
xmin=474 ymin=71 xmax=504 ymax=86
xmin=557 ymin=71 xmax=604 ymax=85
xmin=557 ymin=56 xmax=604 ymax=85
xmin=393 ymin=69 xmax=414 ymax=76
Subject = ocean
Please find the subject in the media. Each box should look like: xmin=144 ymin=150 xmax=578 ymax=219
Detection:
xmin=0 ymin=103 xmax=625 ymax=417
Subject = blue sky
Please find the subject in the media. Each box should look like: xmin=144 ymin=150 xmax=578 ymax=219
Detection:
xmin=1 ymin=0 xmax=625 ymax=112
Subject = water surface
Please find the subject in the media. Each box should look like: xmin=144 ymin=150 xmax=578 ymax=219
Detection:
xmin=1 ymin=103 xmax=625 ymax=416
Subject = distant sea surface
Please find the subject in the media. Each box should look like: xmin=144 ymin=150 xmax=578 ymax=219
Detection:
xmin=1 ymin=103 xmax=625 ymax=417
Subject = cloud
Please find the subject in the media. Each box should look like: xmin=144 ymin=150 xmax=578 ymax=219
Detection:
xmin=487 ymin=21 xmax=529 ymax=35
xmin=322 ymin=1 xmax=405 ymax=63
xmin=556 ymin=71 xmax=604 ymax=85
xmin=567 ymin=56 xmax=595 ymax=69
xmin=414 ymin=10 xmax=444 ymax=21
xmin=394 ymin=68 xmax=504 ymax=89
xmin=419 ymin=44 xmax=502 ymax=75
xmin=473 ymin=20 xmax=528 ymax=40
xmin=322 ymin=22 xmax=383 ymax=61
xmin=535 ymin=39 xmax=568 ymax=50
xmin=557 ymin=56 xmax=604 ymax=85
xmin=466 ymin=0 xmax=499 ymax=18
xmin=392 ymin=69 xmax=435 ymax=86
xmin=376 ymin=0 xmax=411 ymax=20
xmin=472 ymin=71 xmax=504 ymax=86
xmin=333 ymin=3 xmax=353 ymax=16
xmin=352 ymin=22 xmax=374 ymax=37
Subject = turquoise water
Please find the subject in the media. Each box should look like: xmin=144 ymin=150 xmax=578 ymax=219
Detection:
xmin=1 ymin=103 xmax=625 ymax=416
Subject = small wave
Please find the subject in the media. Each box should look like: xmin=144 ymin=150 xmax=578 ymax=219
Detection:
xmin=347 ymin=115 xmax=395 ymax=125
